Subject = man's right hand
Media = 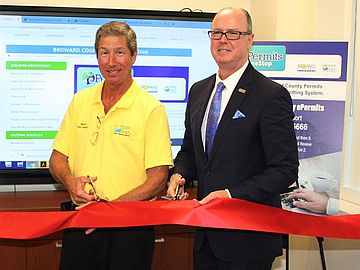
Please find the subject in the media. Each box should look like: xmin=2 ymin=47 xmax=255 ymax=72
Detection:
xmin=166 ymin=173 xmax=189 ymax=200
xmin=65 ymin=175 xmax=96 ymax=203
xmin=49 ymin=150 xmax=95 ymax=203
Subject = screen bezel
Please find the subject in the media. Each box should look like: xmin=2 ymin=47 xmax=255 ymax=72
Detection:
xmin=0 ymin=5 xmax=215 ymax=184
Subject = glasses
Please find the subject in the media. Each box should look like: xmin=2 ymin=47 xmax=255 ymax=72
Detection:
xmin=208 ymin=30 xmax=251 ymax=40
xmin=90 ymin=116 xmax=103 ymax=145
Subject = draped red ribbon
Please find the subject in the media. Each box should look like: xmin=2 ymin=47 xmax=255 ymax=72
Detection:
xmin=1 ymin=198 xmax=360 ymax=240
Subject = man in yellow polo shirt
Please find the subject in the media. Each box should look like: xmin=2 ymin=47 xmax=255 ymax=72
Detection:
xmin=49 ymin=21 xmax=173 ymax=270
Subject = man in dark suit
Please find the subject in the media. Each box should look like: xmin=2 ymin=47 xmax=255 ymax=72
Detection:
xmin=167 ymin=7 xmax=299 ymax=270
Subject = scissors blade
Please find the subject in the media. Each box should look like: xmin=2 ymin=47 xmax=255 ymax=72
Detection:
xmin=88 ymin=176 xmax=100 ymax=201
xmin=173 ymin=183 xmax=181 ymax=200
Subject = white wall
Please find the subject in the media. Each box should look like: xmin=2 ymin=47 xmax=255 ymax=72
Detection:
xmin=1 ymin=0 xmax=250 ymax=12
xmin=2 ymin=0 xmax=350 ymax=41
xmin=2 ymin=0 xmax=358 ymax=269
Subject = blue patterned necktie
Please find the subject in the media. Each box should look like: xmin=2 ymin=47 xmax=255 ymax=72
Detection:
xmin=205 ymin=82 xmax=225 ymax=156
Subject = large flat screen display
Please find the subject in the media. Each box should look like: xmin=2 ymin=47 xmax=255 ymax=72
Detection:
xmin=0 ymin=5 xmax=216 ymax=184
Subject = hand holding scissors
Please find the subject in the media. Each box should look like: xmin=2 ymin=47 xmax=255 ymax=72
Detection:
xmin=165 ymin=173 xmax=189 ymax=200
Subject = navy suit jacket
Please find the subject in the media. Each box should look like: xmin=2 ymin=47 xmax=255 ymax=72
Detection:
xmin=174 ymin=63 xmax=299 ymax=261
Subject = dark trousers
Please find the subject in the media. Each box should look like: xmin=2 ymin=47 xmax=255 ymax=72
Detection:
xmin=194 ymin=233 xmax=274 ymax=270
xmin=60 ymin=226 xmax=154 ymax=270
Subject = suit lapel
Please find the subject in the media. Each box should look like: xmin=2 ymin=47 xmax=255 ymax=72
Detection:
xmin=207 ymin=64 xmax=254 ymax=163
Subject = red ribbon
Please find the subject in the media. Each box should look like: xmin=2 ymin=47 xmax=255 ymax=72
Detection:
xmin=1 ymin=198 xmax=360 ymax=240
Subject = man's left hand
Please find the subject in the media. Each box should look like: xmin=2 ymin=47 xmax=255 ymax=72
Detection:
xmin=199 ymin=190 xmax=229 ymax=204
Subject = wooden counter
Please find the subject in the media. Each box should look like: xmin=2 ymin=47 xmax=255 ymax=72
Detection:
xmin=0 ymin=191 xmax=70 ymax=212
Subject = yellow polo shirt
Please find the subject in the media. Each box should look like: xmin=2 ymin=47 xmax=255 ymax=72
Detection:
xmin=52 ymin=80 xmax=173 ymax=201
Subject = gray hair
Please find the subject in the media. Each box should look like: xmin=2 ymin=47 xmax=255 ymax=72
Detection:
xmin=240 ymin=8 xmax=252 ymax=34
xmin=95 ymin=21 xmax=137 ymax=56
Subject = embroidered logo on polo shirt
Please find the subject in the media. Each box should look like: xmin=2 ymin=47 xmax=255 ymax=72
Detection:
xmin=77 ymin=122 xmax=88 ymax=129
xmin=113 ymin=125 xmax=132 ymax=137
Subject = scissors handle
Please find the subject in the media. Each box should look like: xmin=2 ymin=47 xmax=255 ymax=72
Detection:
xmin=173 ymin=184 xmax=180 ymax=200
xmin=173 ymin=175 xmax=183 ymax=200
